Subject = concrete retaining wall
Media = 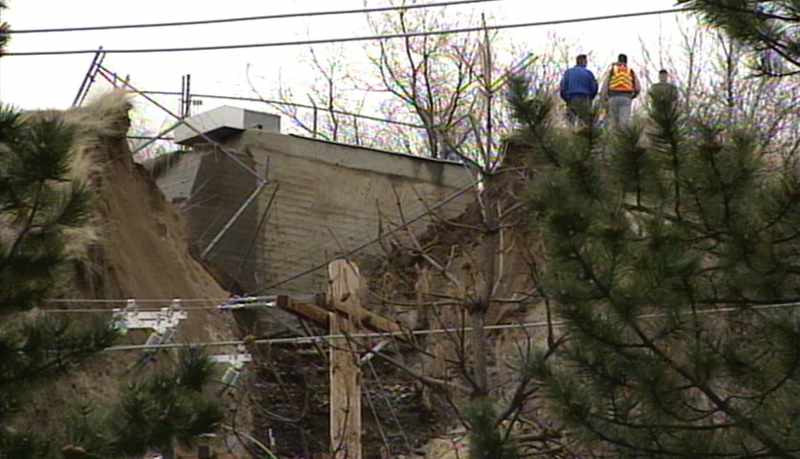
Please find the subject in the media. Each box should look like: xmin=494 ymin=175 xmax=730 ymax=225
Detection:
xmin=155 ymin=132 xmax=474 ymax=295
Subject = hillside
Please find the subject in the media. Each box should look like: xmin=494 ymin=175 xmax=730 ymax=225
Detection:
xmin=21 ymin=92 xmax=242 ymax=454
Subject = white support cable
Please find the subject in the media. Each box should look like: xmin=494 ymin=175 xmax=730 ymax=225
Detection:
xmin=3 ymin=8 xmax=692 ymax=57
xmin=101 ymin=300 xmax=800 ymax=352
xmin=46 ymin=297 xmax=230 ymax=304
xmin=7 ymin=0 xmax=500 ymax=34
xmin=43 ymin=295 xmax=278 ymax=311
xmin=45 ymin=305 xmax=218 ymax=313
xmin=40 ymin=295 xmax=276 ymax=315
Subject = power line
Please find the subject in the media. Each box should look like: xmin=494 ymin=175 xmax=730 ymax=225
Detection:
xmin=41 ymin=294 xmax=322 ymax=310
xmin=43 ymin=305 xmax=224 ymax=313
xmin=128 ymin=135 xmax=175 ymax=141
xmin=45 ymin=297 xmax=232 ymax=304
xmin=140 ymin=90 xmax=426 ymax=129
xmin=101 ymin=300 xmax=800 ymax=352
xmin=3 ymin=8 xmax=692 ymax=57
xmin=7 ymin=0 xmax=500 ymax=34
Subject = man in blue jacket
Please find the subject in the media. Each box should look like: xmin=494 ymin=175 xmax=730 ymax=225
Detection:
xmin=559 ymin=54 xmax=599 ymax=126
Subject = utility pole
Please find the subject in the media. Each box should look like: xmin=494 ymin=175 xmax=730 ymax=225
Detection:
xmin=328 ymin=259 xmax=363 ymax=459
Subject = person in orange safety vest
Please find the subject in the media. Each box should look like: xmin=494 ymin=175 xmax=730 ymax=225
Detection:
xmin=602 ymin=54 xmax=641 ymax=129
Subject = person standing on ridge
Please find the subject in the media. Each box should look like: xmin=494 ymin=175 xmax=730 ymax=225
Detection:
xmin=603 ymin=53 xmax=641 ymax=128
xmin=559 ymin=54 xmax=598 ymax=126
xmin=649 ymin=69 xmax=679 ymax=105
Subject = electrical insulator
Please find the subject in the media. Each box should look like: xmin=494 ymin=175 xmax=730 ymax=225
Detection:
xmin=144 ymin=332 xmax=162 ymax=348
xmin=221 ymin=365 xmax=242 ymax=388
xmin=113 ymin=319 xmax=129 ymax=335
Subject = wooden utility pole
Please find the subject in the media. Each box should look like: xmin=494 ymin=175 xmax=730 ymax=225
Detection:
xmin=238 ymin=262 xmax=404 ymax=457
xmin=328 ymin=259 xmax=362 ymax=459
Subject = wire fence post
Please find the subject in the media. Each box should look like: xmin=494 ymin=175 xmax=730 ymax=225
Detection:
xmin=180 ymin=75 xmax=186 ymax=118
xmin=72 ymin=46 xmax=104 ymax=107
xmin=184 ymin=73 xmax=192 ymax=117
xmin=312 ymin=106 xmax=319 ymax=138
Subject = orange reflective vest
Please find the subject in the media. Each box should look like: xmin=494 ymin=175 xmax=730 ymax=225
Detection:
xmin=609 ymin=64 xmax=635 ymax=93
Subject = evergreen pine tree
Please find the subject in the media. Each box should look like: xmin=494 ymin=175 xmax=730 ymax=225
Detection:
xmin=66 ymin=347 xmax=223 ymax=459
xmin=466 ymin=399 xmax=520 ymax=459
xmin=508 ymin=71 xmax=800 ymax=457
xmin=0 ymin=5 xmax=223 ymax=455
xmin=678 ymin=0 xmax=800 ymax=76
xmin=0 ymin=99 xmax=118 ymax=458
xmin=0 ymin=1 xmax=8 ymax=55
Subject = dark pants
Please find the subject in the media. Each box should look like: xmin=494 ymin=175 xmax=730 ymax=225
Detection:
xmin=566 ymin=96 xmax=592 ymax=126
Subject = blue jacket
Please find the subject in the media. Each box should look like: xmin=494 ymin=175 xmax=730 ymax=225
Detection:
xmin=560 ymin=65 xmax=598 ymax=102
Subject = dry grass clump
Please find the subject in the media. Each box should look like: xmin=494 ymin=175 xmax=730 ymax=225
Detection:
xmin=61 ymin=91 xmax=131 ymax=263
xmin=15 ymin=91 xmax=132 ymax=270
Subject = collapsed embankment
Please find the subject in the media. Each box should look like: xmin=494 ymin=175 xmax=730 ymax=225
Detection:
xmin=22 ymin=92 xmax=241 ymax=452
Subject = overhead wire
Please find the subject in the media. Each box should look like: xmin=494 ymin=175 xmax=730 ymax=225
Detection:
xmin=6 ymin=0 xmax=501 ymax=34
xmin=45 ymin=297 xmax=233 ymax=304
xmin=44 ymin=306 xmax=222 ymax=313
xmin=41 ymin=295 xmax=280 ymax=312
xmin=139 ymin=91 xmax=426 ymax=129
xmin=100 ymin=300 xmax=800 ymax=352
xmin=3 ymin=8 xmax=693 ymax=57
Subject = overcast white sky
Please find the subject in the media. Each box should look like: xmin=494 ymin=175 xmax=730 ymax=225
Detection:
xmin=0 ymin=0 xmax=691 ymax=134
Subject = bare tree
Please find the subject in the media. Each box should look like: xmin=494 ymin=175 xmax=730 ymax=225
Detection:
xmin=362 ymin=160 xmax=584 ymax=456
xmin=258 ymin=1 xmax=560 ymax=166
xmin=248 ymin=45 xmax=368 ymax=146
xmin=640 ymin=17 xmax=800 ymax=163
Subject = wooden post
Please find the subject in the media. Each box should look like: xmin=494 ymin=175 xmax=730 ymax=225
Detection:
xmin=328 ymin=259 xmax=362 ymax=459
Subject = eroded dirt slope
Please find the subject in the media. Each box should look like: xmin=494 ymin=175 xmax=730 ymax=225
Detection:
xmin=24 ymin=92 xmax=240 ymax=449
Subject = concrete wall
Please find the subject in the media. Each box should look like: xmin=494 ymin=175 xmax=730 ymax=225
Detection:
xmin=155 ymin=132 xmax=474 ymax=294
xmin=149 ymin=153 xmax=203 ymax=204
xmin=237 ymin=132 xmax=474 ymax=295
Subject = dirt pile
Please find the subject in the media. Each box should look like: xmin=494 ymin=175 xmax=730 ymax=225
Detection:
xmin=23 ymin=92 xmax=241 ymax=450
xmin=64 ymin=91 xmax=231 ymax=341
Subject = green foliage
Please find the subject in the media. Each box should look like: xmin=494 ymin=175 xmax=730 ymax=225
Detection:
xmin=0 ymin=110 xmax=89 ymax=313
xmin=107 ymin=348 xmax=223 ymax=458
xmin=61 ymin=348 xmax=223 ymax=459
xmin=0 ymin=103 xmax=122 ymax=458
xmin=0 ymin=1 xmax=8 ymax=56
xmin=509 ymin=66 xmax=800 ymax=457
xmin=678 ymin=0 xmax=800 ymax=76
xmin=0 ymin=100 xmax=223 ymax=458
xmin=466 ymin=398 xmax=519 ymax=459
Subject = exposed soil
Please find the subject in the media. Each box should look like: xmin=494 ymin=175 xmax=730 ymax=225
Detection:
xmin=22 ymin=92 xmax=240 ymax=452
